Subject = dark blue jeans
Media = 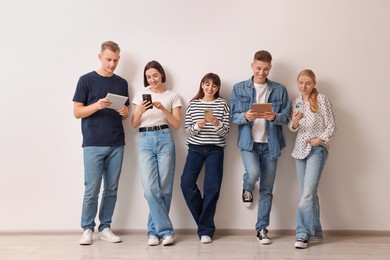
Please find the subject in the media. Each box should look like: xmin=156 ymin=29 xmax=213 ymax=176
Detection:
xmin=180 ymin=144 xmax=224 ymax=239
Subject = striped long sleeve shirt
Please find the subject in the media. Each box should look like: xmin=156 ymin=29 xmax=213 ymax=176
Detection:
xmin=185 ymin=97 xmax=230 ymax=147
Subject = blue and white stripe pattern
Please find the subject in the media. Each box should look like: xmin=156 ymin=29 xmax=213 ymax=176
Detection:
xmin=185 ymin=97 xmax=230 ymax=147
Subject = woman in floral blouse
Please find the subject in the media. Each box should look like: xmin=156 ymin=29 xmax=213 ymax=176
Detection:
xmin=289 ymin=69 xmax=336 ymax=249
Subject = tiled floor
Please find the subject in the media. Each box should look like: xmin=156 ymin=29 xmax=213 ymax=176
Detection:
xmin=1 ymin=232 xmax=390 ymax=260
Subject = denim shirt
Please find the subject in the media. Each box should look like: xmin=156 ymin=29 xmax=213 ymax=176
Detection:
xmin=230 ymin=77 xmax=290 ymax=159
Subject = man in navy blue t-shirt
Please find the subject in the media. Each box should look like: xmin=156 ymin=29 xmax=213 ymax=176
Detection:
xmin=73 ymin=41 xmax=129 ymax=245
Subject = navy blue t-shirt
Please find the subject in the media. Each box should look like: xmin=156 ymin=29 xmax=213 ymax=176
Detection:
xmin=73 ymin=71 xmax=130 ymax=147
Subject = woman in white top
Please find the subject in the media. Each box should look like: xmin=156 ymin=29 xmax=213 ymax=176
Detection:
xmin=289 ymin=69 xmax=336 ymax=249
xmin=180 ymin=73 xmax=230 ymax=244
xmin=131 ymin=60 xmax=182 ymax=246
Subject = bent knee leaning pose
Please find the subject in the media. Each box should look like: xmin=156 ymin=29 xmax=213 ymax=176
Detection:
xmin=289 ymin=69 xmax=336 ymax=249
xmin=230 ymin=50 xmax=290 ymax=244
xmin=180 ymin=73 xmax=230 ymax=244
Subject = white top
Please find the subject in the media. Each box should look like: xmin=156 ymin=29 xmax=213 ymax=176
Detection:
xmin=132 ymin=87 xmax=182 ymax=127
xmin=252 ymin=82 xmax=267 ymax=143
xmin=289 ymin=93 xmax=336 ymax=159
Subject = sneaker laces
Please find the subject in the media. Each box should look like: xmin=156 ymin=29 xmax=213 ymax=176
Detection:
xmin=260 ymin=229 xmax=269 ymax=239
xmin=243 ymin=191 xmax=252 ymax=200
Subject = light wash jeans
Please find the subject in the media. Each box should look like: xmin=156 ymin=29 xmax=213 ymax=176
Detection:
xmin=81 ymin=146 xmax=124 ymax=232
xmin=138 ymin=129 xmax=175 ymax=238
xmin=241 ymin=143 xmax=278 ymax=231
xmin=295 ymin=145 xmax=328 ymax=240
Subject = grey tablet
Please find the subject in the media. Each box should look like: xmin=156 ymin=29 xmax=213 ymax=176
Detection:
xmin=105 ymin=93 xmax=128 ymax=110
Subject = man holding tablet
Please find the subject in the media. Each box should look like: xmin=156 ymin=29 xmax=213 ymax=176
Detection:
xmin=230 ymin=50 xmax=290 ymax=245
xmin=72 ymin=41 xmax=129 ymax=245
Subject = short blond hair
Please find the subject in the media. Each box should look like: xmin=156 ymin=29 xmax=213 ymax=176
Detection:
xmin=101 ymin=41 xmax=120 ymax=53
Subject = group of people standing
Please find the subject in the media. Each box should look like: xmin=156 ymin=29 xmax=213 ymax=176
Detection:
xmin=72 ymin=41 xmax=336 ymax=249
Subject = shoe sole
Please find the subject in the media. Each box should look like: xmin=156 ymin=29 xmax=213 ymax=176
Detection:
xmin=200 ymin=239 xmax=212 ymax=244
xmin=294 ymin=242 xmax=309 ymax=248
xmin=99 ymin=237 xmax=121 ymax=243
xmin=79 ymin=241 xmax=92 ymax=245
xmin=162 ymin=238 xmax=175 ymax=246
xmin=257 ymin=238 xmax=272 ymax=245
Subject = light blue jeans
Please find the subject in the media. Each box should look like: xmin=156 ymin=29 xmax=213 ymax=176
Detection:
xmin=81 ymin=146 xmax=124 ymax=232
xmin=295 ymin=146 xmax=328 ymax=240
xmin=138 ymin=129 xmax=175 ymax=238
xmin=242 ymin=143 xmax=278 ymax=231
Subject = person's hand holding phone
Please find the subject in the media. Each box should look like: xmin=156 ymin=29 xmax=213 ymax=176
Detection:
xmin=142 ymin=94 xmax=153 ymax=110
xmin=204 ymin=109 xmax=219 ymax=126
xmin=196 ymin=119 xmax=206 ymax=128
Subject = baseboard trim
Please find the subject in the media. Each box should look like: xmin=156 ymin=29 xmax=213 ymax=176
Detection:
xmin=1 ymin=229 xmax=389 ymax=237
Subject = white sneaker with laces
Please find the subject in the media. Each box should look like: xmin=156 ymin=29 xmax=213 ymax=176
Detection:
xmin=148 ymin=235 xmax=160 ymax=246
xmin=162 ymin=234 xmax=176 ymax=246
xmin=79 ymin=229 xmax=93 ymax=245
xmin=99 ymin=228 xmax=121 ymax=243
xmin=200 ymin=235 xmax=212 ymax=244
xmin=257 ymin=229 xmax=272 ymax=245
xmin=295 ymin=238 xmax=309 ymax=249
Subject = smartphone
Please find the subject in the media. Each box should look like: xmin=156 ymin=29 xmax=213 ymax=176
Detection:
xmin=142 ymin=94 xmax=153 ymax=109
xmin=295 ymin=103 xmax=304 ymax=113
xmin=204 ymin=108 xmax=213 ymax=117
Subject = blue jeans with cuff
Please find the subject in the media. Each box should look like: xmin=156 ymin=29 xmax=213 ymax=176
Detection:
xmin=295 ymin=146 xmax=328 ymax=240
xmin=81 ymin=146 xmax=124 ymax=232
xmin=241 ymin=142 xmax=278 ymax=231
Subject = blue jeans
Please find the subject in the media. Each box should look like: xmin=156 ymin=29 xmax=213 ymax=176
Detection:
xmin=181 ymin=144 xmax=224 ymax=239
xmin=242 ymin=143 xmax=278 ymax=230
xmin=138 ymin=129 xmax=175 ymax=238
xmin=81 ymin=146 xmax=124 ymax=232
xmin=295 ymin=146 xmax=328 ymax=240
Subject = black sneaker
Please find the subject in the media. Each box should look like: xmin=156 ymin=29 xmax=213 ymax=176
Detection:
xmin=256 ymin=229 xmax=271 ymax=245
xmin=294 ymin=238 xmax=309 ymax=249
xmin=242 ymin=189 xmax=253 ymax=207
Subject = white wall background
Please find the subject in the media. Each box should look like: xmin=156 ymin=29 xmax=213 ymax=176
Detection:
xmin=1 ymin=0 xmax=389 ymax=232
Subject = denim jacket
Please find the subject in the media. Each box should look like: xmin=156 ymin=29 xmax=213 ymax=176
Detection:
xmin=230 ymin=77 xmax=290 ymax=159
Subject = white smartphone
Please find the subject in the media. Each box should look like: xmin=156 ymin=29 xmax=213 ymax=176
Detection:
xmin=294 ymin=103 xmax=304 ymax=113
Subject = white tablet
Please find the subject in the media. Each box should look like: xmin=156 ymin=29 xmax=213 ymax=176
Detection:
xmin=105 ymin=93 xmax=129 ymax=110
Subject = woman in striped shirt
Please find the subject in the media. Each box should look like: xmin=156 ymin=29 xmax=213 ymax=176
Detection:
xmin=180 ymin=73 xmax=230 ymax=244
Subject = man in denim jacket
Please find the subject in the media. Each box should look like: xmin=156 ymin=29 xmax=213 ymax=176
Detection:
xmin=230 ymin=50 xmax=290 ymax=245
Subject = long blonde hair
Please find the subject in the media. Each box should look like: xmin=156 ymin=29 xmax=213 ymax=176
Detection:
xmin=297 ymin=69 xmax=318 ymax=113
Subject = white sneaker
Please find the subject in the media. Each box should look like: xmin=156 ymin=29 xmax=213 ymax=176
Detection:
xmin=148 ymin=235 xmax=160 ymax=246
xmin=162 ymin=234 xmax=176 ymax=246
xmin=200 ymin=235 xmax=212 ymax=244
xmin=295 ymin=238 xmax=309 ymax=249
xmin=99 ymin=228 xmax=121 ymax=243
xmin=79 ymin=229 xmax=93 ymax=245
